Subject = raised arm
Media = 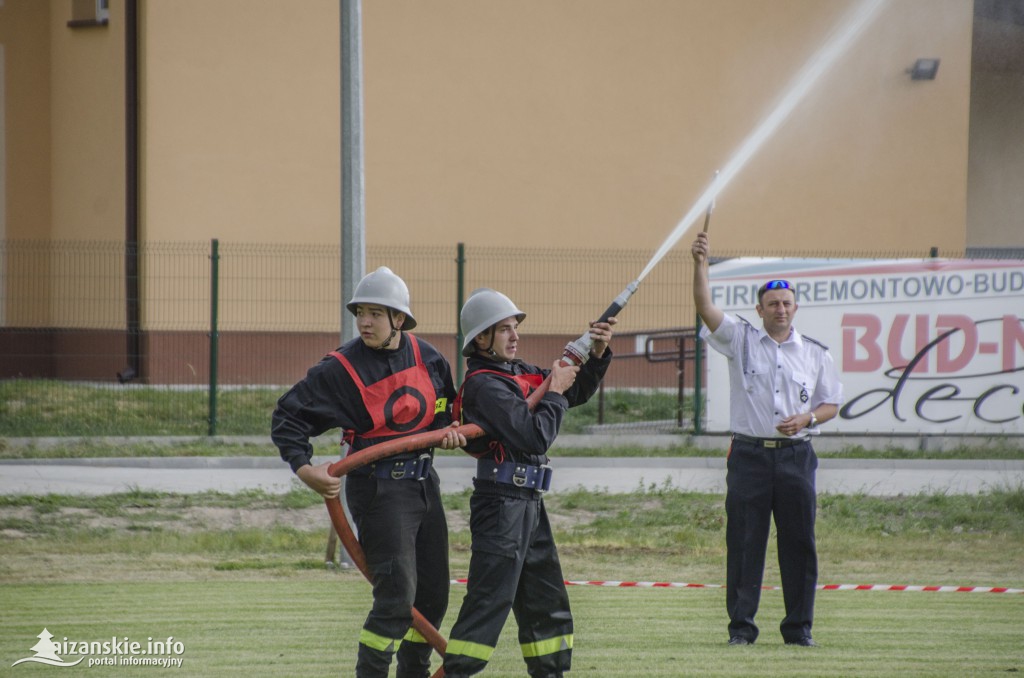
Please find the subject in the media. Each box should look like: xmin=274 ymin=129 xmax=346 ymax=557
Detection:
xmin=691 ymin=232 xmax=725 ymax=333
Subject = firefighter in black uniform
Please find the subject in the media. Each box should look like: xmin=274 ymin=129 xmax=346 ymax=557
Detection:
xmin=442 ymin=288 xmax=615 ymax=678
xmin=271 ymin=266 xmax=465 ymax=678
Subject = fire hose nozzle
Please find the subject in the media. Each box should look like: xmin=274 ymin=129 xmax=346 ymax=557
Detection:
xmin=600 ymin=279 xmax=640 ymax=324
xmin=561 ymin=334 xmax=593 ymax=367
xmin=560 ymin=279 xmax=641 ymax=367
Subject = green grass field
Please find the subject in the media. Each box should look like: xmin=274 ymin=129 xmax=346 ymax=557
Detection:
xmin=4 ymin=578 xmax=1022 ymax=676
xmin=3 ymin=379 xmax=1023 ymax=674
xmin=2 ymin=487 xmax=1022 ymax=676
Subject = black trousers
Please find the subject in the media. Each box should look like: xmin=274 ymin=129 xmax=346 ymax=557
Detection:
xmin=725 ymin=439 xmax=818 ymax=643
xmin=346 ymin=468 xmax=449 ymax=678
xmin=443 ymin=481 xmax=573 ymax=678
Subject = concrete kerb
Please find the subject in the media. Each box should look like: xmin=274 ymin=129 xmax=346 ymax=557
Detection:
xmin=5 ymin=432 xmax=1022 ymax=453
xmin=1 ymin=434 xmax=1022 ymax=496
xmin=2 ymin=433 xmax=669 ymax=453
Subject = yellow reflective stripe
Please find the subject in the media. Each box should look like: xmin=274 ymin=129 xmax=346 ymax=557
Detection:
xmin=359 ymin=628 xmax=402 ymax=653
xmin=446 ymin=638 xmax=495 ymax=662
xmin=403 ymin=627 xmax=428 ymax=644
xmin=521 ymin=634 xmax=573 ymax=658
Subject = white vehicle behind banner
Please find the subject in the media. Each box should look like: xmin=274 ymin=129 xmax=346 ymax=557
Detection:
xmin=703 ymin=258 xmax=1024 ymax=436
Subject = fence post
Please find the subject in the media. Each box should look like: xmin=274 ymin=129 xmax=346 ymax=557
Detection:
xmin=455 ymin=242 xmax=466 ymax=387
xmin=208 ymin=238 xmax=220 ymax=436
xmin=693 ymin=316 xmax=703 ymax=435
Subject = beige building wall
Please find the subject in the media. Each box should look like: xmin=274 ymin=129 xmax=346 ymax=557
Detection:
xmin=966 ymin=11 xmax=1024 ymax=250
xmin=137 ymin=0 xmax=974 ymax=256
xmin=1 ymin=0 xmax=1009 ymax=345
xmin=50 ymin=0 xmax=125 ymax=243
xmin=0 ymin=0 xmax=51 ymax=244
xmin=363 ymin=0 xmax=972 ymax=255
xmin=140 ymin=0 xmax=341 ymax=244
xmin=49 ymin=0 xmax=126 ymax=329
xmin=0 ymin=0 xmax=124 ymax=328
xmin=0 ymin=0 xmax=53 ymax=327
xmin=128 ymin=0 xmax=977 ymax=335
xmin=967 ymin=71 xmax=1024 ymax=248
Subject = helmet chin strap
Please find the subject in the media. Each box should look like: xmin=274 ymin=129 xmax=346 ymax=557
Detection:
xmin=471 ymin=328 xmax=500 ymax=359
xmin=483 ymin=327 xmax=499 ymax=359
xmin=378 ymin=310 xmax=400 ymax=350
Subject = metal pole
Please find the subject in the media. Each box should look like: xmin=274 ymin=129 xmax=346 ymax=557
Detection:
xmin=455 ymin=242 xmax=466 ymax=386
xmin=118 ymin=0 xmax=141 ymax=385
xmin=677 ymin=336 xmax=685 ymax=428
xmin=336 ymin=0 xmax=365 ymax=570
xmin=693 ymin=316 xmax=703 ymax=435
xmin=208 ymin=238 xmax=219 ymax=436
xmin=341 ymin=0 xmax=365 ymax=343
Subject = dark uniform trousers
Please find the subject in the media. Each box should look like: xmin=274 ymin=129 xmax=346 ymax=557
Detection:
xmin=725 ymin=439 xmax=818 ymax=643
xmin=346 ymin=467 xmax=449 ymax=678
xmin=443 ymin=481 xmax=573 ymax=678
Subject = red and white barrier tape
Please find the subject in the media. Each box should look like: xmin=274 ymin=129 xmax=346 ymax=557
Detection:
xmin=452 ymin=578 xmax=1022 ymax=594
xmin=817 ymin=583 xmax=1023 ymax=593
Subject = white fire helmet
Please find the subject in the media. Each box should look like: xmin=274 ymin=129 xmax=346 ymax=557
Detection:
xmin=460 ymin=288 xmax=526 ymax=357
xmin=346 ymin=266 xmax=417 ymax=330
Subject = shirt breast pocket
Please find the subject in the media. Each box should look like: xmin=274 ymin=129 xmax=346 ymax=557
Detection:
xmin=743 ymin=360 xmax=772 ymax=393
xmin=792 ymin=372 xmax=813 ymax=405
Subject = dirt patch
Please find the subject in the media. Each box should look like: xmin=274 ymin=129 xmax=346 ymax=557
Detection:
xmin=3 ymin=504 xmax=329 ymax=534
xmin=1 ymin=501 xmax=595 ymax=536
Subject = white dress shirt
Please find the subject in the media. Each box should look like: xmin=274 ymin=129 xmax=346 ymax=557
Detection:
xmin=701 ymin=314 xmax=843 ymax=439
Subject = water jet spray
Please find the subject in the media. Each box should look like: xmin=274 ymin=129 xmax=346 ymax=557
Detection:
xmin=638 ymin=0 xmax=887 ymax=282
xmin=703 ymin=171 xmax=718 ymax=234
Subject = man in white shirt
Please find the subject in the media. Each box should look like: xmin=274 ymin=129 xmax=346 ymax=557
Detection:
xmin=691 ymin=231 xmax=843 ymax=648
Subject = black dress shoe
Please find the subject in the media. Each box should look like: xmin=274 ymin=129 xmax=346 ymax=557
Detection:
xmin=728 ymin=636 xmax=752 ymax=646
xmin=785 ymin=637 xmax=817 ymax=647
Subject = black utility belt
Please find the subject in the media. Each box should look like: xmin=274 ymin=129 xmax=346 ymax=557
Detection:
xmin=477 ymin=459 xmax=553 ymax=492
xmin=732 ymin=433 xmax=807 ymax=449
xmin=350 ymin=453 xmax=432 ymax=481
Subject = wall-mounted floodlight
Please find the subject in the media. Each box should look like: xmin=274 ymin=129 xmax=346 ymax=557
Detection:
xmin=908 ymin=58 xmax=940 ymax=80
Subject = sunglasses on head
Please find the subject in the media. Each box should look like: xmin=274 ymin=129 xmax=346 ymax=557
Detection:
xmin=758 ymin=279 xmax=792 ymax=301
xmin=762 ymin=280 xmax=790 ymax=291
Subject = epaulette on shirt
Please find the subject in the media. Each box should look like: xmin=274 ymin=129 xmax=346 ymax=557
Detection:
xmin=802 ymin=335 xmax=829 ymax=351
xmin=735 ymin=314 xmax=755 ymax=377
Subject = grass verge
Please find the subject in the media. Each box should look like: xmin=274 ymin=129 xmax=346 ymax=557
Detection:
xmin=3 ymin=488 xmax=1022 ymax=586
xmin=2 ymin=488 xmax=1022 ymax=675
xmin=3 ymin=579 xmax=1021 ymax=676
xmin=1 ymin=380 xmax=679 ymax=437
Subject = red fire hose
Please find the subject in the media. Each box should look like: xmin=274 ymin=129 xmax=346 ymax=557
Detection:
xmin=323 ymin=378 xmax=553 ymax=677
xmin=320 ymin=287 xmax=633 ymax=676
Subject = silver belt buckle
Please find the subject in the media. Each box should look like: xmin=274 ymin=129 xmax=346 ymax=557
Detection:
xmin=512 ymin=464 xmax=528 ymax=487
xmin=415 ymin=453 xmax=431 ymax=481
xmin=763 ymin=440 xmax=779 ymax=449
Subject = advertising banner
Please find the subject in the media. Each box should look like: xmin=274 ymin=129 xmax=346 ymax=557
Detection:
xmin=704 ymin=258 xmax=1024 ymax=435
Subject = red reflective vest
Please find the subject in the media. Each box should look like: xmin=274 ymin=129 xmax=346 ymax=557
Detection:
xmin=329 ymin=335 xmax=438 ymax=452
xmin=453 ymin=368 xmax=545 ymax=460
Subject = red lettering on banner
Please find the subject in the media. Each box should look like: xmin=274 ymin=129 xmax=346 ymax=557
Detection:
xmin=935 ymin=315 xmax=976 ymax=373
xmin=887 ymin=315 xmax=931 ymax=374
xmin=839 ymin=315 xmax=1023 ymax=427
xmin=1004 ymin=315 xmax=1024 ymax=372
xmin=841 ymin=314 xmax=882 ymax=372
xmin=844 ymin=314 xmax=1024 ymax=376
